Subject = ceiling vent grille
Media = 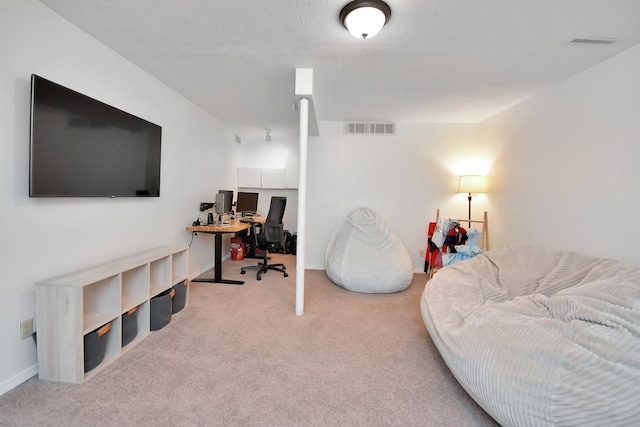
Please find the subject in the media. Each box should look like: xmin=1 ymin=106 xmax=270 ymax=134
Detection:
xmin=570 ymin=38 xmax=616 ymax=45
xmin=344 ymin=122 xmax=396 ymax=135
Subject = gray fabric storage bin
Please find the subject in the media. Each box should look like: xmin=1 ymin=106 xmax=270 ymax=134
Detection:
xmin=84 ymin=322 xmax=111 ymax=372
xmin=121 ymin=306 xmax=139 ymax=347
xmin=171 ymin=281 xmax=187 ymax=314
xmin=150 ymin=288 xmax=173 ymax=331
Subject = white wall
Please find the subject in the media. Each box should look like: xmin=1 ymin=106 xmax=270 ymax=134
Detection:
xmin=477 ymin=43 xmax=640 ymax=264
xmin=0 ymin=0 xmax=240 ymax=392
xmin=305 ymin=121 xmax=485 ymax=270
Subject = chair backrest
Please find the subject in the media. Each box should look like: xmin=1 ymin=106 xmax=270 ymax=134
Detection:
xmin=263 ymin=196 xmax=286 ymax=244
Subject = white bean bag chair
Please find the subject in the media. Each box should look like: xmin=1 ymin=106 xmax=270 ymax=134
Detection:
xmin=421 ymin=244 xmax=640 ymax=426
xmin=325 ymin=207 xmax=413 ymax=293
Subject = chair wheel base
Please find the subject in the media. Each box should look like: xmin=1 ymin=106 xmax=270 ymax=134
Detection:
xmin=238 ymin=257 xmax=288 ymax=281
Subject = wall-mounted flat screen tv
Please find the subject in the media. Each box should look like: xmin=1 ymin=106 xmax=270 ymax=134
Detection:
xmin=29 ymin=74 xmax=162 ymax=197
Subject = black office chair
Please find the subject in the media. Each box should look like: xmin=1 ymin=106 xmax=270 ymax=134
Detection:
xmin=240 ymin=196 xmax=288 ymax=280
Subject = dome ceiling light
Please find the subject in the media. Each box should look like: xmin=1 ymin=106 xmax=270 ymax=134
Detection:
xmin=339 ymin=0 xmax=391 ymax=40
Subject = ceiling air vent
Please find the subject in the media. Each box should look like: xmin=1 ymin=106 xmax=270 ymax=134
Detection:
xmin=344 ymin=122 xmax=396 ymax=135
xmin=570 ymin=38 xmax=616 ymax=45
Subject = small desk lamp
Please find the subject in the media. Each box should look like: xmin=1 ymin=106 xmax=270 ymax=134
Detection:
xmin=458 ymin=175 xmax=484 ymax=228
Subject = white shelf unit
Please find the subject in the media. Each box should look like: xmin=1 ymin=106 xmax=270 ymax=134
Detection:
xmin=36 ymin=246 xmax=189 ymax=383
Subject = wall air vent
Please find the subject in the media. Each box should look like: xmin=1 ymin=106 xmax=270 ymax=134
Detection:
xmin=344 ymin=122 xmax=396 ymax=135
xmin=570 ymin=38 xmax=616 ymax=45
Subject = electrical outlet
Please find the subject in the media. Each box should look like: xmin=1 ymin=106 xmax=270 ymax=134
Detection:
xmin=20 ymin=318 xmax=34 ymax=340
xmin=419 ymin=249 xmax=425 ymax=258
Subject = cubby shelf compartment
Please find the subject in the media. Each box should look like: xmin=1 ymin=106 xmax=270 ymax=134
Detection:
xmin=121 ymin=265 xmax=149 ymax=312
xmin=150 ymin=256 xmax=171 ymax=297
xmin=36 ymin=246 xmax=189 ymax=384
xmin=84 ymin=316 xmax=121 ymax=383
xmin=171 ymin=250 xmax=188 ymax=285
xmin=83 ymin=275 xmax=120 ymax=334
xmin=121 ymin=300 xmax=150 ymax=353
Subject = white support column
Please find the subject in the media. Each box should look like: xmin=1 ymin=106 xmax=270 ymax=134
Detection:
xmin=295 ymin=97 xmax=309 ymax=316
xmin=294 ymin=68 xmax=317 ymax=316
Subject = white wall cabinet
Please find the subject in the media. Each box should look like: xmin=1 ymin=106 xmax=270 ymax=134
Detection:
xmin=285 ymin=163 xmax=299 ymax=189
xmin=35 ymin=246 xmax=189 ymax=383
xmin=237 ymin=167 xmax=262 ymax=188
xmin=237 ymin=167 xmax=297 ymax=189
xmin=261 ymin=168 xmax=285 ymax=188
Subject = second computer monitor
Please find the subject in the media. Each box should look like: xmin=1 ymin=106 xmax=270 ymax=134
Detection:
xmin=236 ymin=191 xmax=259 ymax=214
xmin=217 ymin=190 xmax=234 ymax=214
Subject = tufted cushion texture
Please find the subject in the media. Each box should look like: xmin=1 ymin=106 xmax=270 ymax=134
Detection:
xmin=421 ymin=244 xmax=640 ymax=426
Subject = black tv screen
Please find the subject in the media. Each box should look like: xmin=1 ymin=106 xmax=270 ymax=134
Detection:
xmin=29 ymin=74 xmax=162 ymax=197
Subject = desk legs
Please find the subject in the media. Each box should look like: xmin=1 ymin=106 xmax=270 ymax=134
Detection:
xmin=192 ymin=233 xmax=244 ymax=285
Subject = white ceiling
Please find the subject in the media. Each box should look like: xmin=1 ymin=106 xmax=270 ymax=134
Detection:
xmin=38 ymin=0 xmax=640 ymax=138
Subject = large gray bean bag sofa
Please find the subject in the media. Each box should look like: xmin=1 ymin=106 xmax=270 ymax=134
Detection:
xmin=420 ymin=244 xmax=640 ymax=426
xmin=326 ymin=207 xmax=413 ymax=293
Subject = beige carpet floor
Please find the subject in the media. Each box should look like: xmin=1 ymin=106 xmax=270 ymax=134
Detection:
xmin=0 ymin=253 xmax=497 ymax=426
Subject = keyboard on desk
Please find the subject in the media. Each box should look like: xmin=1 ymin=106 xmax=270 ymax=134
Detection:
xmin=239 ymin=218 xmax=255 ymax=223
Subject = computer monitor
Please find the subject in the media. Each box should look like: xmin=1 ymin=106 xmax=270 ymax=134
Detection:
xmin=236 ymin=191 xmax=259 ymax=214
xmin=217 ymin=190 xmax=234 ymax=214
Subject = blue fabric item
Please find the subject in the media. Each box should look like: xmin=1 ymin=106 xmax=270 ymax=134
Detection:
xmin=466 ymin=228 xmax=482 ymax=248
xmin=442 ymin=245 xmax=483 ymax=266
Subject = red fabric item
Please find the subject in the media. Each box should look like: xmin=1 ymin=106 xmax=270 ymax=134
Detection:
xmin=442 ymin=225 xmax=467 ymax=254
xmin=425 ymin=221 xmax=469 ymax=273
xmin=425 ymin=221 xmax=442 ymax=270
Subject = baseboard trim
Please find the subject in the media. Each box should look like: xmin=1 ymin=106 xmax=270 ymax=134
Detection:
xmin=188 ymin=253 xmax=232 ymax=281
xmin=189 ymin=264 xmax=213 ymax=280
xmin=0 ymin=364 xmax=38 ymax=396
xmin=188 ymin=260 xmax=434 ymax=276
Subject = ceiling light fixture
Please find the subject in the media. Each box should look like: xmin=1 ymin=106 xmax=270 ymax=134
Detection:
xmin=339 ymin=0 xmax=391 ymax=40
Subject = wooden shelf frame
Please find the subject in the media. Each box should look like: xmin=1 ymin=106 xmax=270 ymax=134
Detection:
xmin=36 ymin=246 xmax=189 ymax=383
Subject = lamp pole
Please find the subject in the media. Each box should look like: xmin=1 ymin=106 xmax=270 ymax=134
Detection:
xmin=467 ymin=193 xmax=472 ymax=228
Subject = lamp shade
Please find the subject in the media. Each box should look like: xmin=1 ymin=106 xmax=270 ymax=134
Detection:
xmin=340 ymin=0 xmax=391 ymax=40
xmin=458 ymin=175 xmax=484 ymax=194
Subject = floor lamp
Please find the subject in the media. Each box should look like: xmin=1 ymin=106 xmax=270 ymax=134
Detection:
xmin=457 ymin=175 xmax=484 ymax=228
